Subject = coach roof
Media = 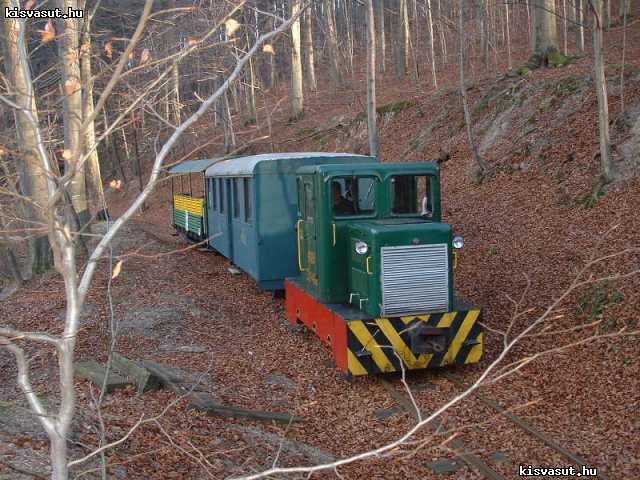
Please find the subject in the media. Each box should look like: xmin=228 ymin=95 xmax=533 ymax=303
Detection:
xmin=205 ymin=152 xmax=373 ymax=177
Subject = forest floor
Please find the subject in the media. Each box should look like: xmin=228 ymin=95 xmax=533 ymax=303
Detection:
xmin=2 ymin=14 xmax=640 ymax=480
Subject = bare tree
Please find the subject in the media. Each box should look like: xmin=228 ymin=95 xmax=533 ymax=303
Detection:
xmin=620 ymin=0 xmax=629 ymax=114
xmin=0 ymin=0 xmax=53 ymax=274
xmin=576 ymin=0 xmax=585 ymax=54
xmin=323 ymin=0 xmax=342 ymax=84
xmin=302 ymin=7 xmax=317 ymax=92
xmin=459 ymin=0 xmax=488 ymax=180
xmin=57 ymin=0 xmax=90 ymax=226
xmin=365 ymin=0 xmax=380 ymax=158
xmin=505 ymin=0 xmax=512 ymax=70
xmin=376 ymin=0 xmax=386 ymax=74
xmin=426 ymin=0 xmax=438 ymax=87
xmin=590 ymin=0 xmax=613 ymax=183
xmin=530 ymin=0 xmax=561 ymax=67
xmin=79 ymin=0 xmax=107 ymax=220
xmin=290 ymin=0 xmax=304 ymax=119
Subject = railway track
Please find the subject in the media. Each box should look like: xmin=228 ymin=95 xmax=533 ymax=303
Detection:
xmin=379 ymin=375 xmax=609 ymax=480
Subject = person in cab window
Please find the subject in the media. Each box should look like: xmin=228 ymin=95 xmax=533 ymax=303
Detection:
xmin=421 ymin=194 xmax=432 ymax=218
xmin=332 ymin=181 xmax=354 ymax=215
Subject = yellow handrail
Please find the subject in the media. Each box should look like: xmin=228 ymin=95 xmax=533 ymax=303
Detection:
xmin=453 ymin=251 xmax=459 ymax=269
xmin=297 ymin=219 xmax=307 ymax=272
xmin=366 ymin=256 xmax=373 ymax=275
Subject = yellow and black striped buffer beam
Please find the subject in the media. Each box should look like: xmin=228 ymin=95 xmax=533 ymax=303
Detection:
xmin=346 ymin=309 xmax=483 ymax=376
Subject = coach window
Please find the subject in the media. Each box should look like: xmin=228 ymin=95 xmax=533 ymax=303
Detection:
xmin=244 ymin=178 xmax=252 ymax=223
xmin=210 ymin=179 xmax=217 ymax=211
xmin=391 ymin=174 xmax=434 ymax=218
xmin=332 ymin=176 xmax=377 ymax=217
xmin=218 ymin=179 xmax=224 ymax=213
xmin=232 ymin=178 xmax=240 ymax=219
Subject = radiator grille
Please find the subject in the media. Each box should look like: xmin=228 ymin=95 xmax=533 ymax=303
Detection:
xmin=380 ymin=243 xmax=450 ymax=316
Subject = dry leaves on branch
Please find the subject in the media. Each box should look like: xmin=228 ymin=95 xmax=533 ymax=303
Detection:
xmin=225 ymin=18 xmax=240 ymax=37
xmin=41 ymin=20 xmax=55 ymax=43
xmin=140 ymin=48 xmax=151 ymax=65
xmin=105 ymin=41 xmax=113 ymax=59
xmin=64 ymin=79 xmax=81 ymax=95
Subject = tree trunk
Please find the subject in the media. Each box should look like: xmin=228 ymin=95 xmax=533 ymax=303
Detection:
xmin=290 ymin=0 xmax=304 ymax=120
xmin=530 ymin=0 xmax=560 ymax=66
xmin=401 ymin=0 xmax=411 ymax=75
xmin=302 ymin=8 xmax=317 ymax=92
xmin=619 ymin=0 xmax=631 ymax=20
xmin=563 ymin=0 xmax=568 ymax=55
xmin=426 ymin=0 xmax=437 ymax=88
xmin=365 ymin=0 xmax=380 ymax=158
xmin=323 ymin=0 xmax=342 ymax=84
xmin=57 ymin=0 xmax=89 ymax=226
xmin=172 ymin=62 xmax=181 ymax=124
xmin=505 ymin=0 xmax=512 ymax=70
xmin=80 ymin=2 xmax=107 ymax=221
xmin=592 ymin=0 xmax=613 ymax=182
xmin=375 ymin=0 xmax=386 ymax=74
xmin=242 ymin=8 xmax=257 ymax=123
xmin=0 ymin=0 xmax=53 ymax=274
xmin=459 ymin=0 xmax=488 ymax=180
xmin=224 ymin=90 xmax=236 ymax=153
xmin=437 ymin=0 xmax=447 ymax=65
xmin=620 ymin=0 xmax=629 ymax=114
xmin=575 ymin=0 xmax=585 ymax=54
xmin=479 ymin=0 xmax=488 ymax=65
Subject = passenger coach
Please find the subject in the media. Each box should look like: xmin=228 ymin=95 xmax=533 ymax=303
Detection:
xmin=203 ymin=153 xmax=376 ymax=289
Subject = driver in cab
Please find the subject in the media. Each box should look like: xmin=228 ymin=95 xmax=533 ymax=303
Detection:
xmin=332 ymin=181 xmax=355 ymax=215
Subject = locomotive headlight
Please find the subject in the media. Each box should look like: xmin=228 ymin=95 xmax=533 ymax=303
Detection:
xmin=453 ymin=236 xmax=465 ymax=249
xmin=355 ymin=241 xmax=369 ymax=255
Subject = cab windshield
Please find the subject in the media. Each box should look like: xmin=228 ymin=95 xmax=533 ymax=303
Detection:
xmin=331 ymin=176 xmax=377 ymax=217
xmin=391 ymin=174 xmax=434 ymax=218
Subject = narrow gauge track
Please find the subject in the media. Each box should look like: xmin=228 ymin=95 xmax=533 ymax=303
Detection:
xmin=379 ymin=375 xmax=609 ymax=480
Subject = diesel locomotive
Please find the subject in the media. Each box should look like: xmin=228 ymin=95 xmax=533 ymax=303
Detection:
xmin=168 ymin=153 xmax=483 ymax=376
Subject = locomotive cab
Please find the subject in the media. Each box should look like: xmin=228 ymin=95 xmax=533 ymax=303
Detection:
xmin=295 ymin=162 xmax=458 ymax=317
xmin=288 ymin=162 xmax=482 ymax=376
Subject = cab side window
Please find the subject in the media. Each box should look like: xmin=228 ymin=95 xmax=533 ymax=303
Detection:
xmin=331 ymin=176 xmax=377 ymax=217
xmin=391 ymin=175 xmax=433 ymax=218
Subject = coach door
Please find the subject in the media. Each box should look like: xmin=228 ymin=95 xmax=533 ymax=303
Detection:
xmin=297 ymin=176 xmax=318 ymax=284
xmin=212 ymin=178 xmax=233 ymax=258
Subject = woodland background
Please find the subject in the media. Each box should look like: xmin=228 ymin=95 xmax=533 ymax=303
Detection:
xmin=0 ymin=0 xmax=639 ymax=479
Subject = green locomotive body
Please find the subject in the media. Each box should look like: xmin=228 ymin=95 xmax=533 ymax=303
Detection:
xmin=286 ymin=161 xmax=482 ymax=376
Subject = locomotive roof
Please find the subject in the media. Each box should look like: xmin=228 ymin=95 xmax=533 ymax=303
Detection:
xmin=205 ymin=152 xmax=373 ymax=177
xmin=296 ymin=161 xmax=440 ymax=176
xmin=167 ymin=158 xmax=221 ymax=174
